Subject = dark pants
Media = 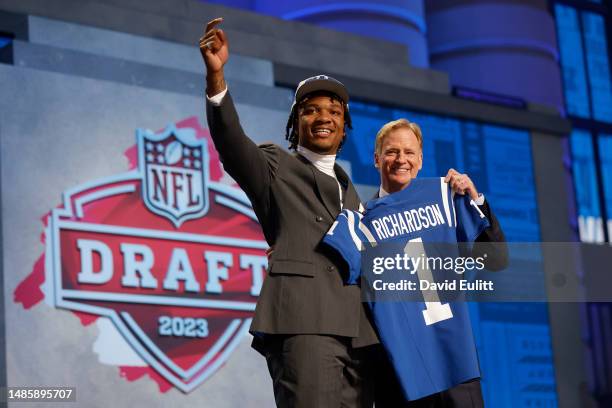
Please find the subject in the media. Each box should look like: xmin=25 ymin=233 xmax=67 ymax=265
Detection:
xmin=264 ymin=334 xmax=375 ymax=408
xmin=373 ymin=346 xmax=484 ymax=408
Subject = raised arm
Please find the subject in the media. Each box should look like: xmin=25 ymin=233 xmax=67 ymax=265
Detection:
xmin=199 ymin=17 xmax=228 ymax=97
xmin=199 ymin=18 xmax=277 ymax=219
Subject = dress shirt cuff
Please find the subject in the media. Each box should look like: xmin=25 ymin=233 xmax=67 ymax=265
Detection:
xmin=474 ymin=193 xmax=485 ymax=206
xmin=206 ymin=87 xmax=228 ymax=106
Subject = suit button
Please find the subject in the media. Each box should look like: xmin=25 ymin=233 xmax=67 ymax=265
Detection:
xmin=315 ymin=216 xmax=323 ymax=222
xmin=327 ymin=265 xmax=335 ymax=272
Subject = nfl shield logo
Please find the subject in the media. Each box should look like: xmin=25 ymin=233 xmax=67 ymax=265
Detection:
xmin=138 ymin=125 xmax=209 ymax=227
xmin=20 ymin=118 xmax=266 ymax=393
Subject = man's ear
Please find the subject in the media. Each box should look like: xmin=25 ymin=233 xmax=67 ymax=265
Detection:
xmin=374 ymin=152 xmax=380 ymax=168
xmin=418 ymin=152 xmax=423 ymax=170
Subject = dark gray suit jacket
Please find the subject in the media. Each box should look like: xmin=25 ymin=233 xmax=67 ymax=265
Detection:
xmin=206 ymin=93 xmax=379 ymax=349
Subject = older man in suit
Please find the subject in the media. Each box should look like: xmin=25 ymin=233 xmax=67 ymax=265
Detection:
xmin=200 ymin=18 xmax=378 ymax=408
xmin=371 ymin=118 xmax=508 ymax=407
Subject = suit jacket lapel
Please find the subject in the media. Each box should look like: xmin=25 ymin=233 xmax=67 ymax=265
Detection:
xmin=335 ymin=163 xmax=361 ymax=211
xmin=295 ymin=153 xmax=340 ymax=218
xmin=313 ymin=169 xmax=342 ymax=218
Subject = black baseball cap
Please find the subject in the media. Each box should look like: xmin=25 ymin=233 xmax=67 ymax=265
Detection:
xmin=292 ymin=75 xmax=349 ymax=108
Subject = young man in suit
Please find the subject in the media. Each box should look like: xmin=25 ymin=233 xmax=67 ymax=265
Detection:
xmin=200 ymin=18 xmax=378 ymax=408
xmin=372 ymin=119 xmax=508 ymax=407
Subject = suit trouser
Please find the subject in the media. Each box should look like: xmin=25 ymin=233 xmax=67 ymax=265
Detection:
xmin=373 ymin=345 xmax=484 ymax=408
xmin=264 ymin=334 xmax=375 ymax=408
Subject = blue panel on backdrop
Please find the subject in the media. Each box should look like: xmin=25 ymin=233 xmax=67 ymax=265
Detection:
xmin=582 ymin=12 xmax=612 ymax=123
xmin=598 ymin=135 xmax=612 ymax=233
xmin=0 ymin=36 xmax=11 ymax=48
xmin=572 ymin=130 xmax=602 ymax=218
xmin=340 ymin=100 xmax=557 ymax=407
xmin=555 ymin=4 xmax=591 ymax=118
xmin=481 ymin=124 xmax=541 ymax=243
xmin=342 ymin=101 xmax=393 ymax=186
xmin=570 ymin=130 xmax=605 ymax=242
xmin=476 ymin=312 xmax=557 ymax=408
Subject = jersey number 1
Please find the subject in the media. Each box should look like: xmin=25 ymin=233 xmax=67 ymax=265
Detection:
xmin=406 ymin=237 xmax=454 ymax=326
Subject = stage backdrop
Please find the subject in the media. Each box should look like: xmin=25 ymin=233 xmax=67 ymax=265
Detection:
xmin=1 ymin=54 xmax=287 ymax=405
xmin=0 ymin=9 xmax=567 ymax=407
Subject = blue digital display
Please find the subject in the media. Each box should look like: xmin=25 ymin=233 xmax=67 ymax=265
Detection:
xmin=570 ymin=130 xmax=605 ymax=242
xmin=554 ymin=4 xmax=591 ymax=118
xmin=582 ymin=12 xmax=612 ymax=123
xmin=598 ymin=134 xmax=612 ymax=236
xmin=474 ymin=310 xmax=557 ymax=408
xmin=341 ymin=100 xmax=390 ymax=186
xmin=0 ymin=36 xmax=11 ymax=48
xmin=341 ymin=101 xmax=557 ymax=407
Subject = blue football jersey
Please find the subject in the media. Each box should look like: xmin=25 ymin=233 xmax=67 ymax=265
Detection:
xmin=323 ymin=177 xmax=490 ymax=401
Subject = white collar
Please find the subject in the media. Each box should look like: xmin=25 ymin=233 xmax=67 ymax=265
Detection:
xmin=378 ymin=186 xmax=390 ymax=198
xmin=297 ymin=145 xmax=337 ymax=179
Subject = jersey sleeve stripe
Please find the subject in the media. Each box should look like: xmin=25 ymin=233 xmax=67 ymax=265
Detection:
xmin=450 ymin=190 xmax=457 ymax=227
xmin=440 ymin=177 xmax=453 ymax=227
xmin=357 ymin=218 xmax=378 ymax=247
xmin=346 ymin=210 xmax=364 ymax=251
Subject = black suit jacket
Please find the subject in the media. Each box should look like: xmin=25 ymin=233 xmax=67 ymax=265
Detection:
xmin=470 ymin=198 xmax=508 ymax=270
xmin=206 ymin=93 xmax=379 ymax=349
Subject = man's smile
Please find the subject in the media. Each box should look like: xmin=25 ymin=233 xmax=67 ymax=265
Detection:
xmin=312 ymin=128 xmax=333 ymax=136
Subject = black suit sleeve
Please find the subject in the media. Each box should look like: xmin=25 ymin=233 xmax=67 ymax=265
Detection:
xmin=205 ymin=92 xmax=279 ymax=216
xmin=471 ymin=199 xmax=509 ymax=271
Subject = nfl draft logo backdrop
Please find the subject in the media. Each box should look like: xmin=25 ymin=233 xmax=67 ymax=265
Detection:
xmin=15 ymin=118 xmax=267 ymax=393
